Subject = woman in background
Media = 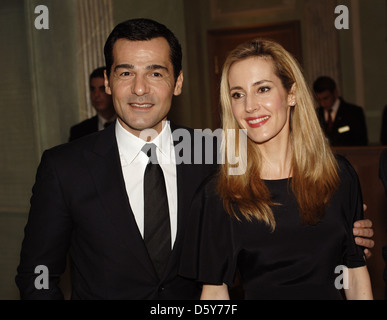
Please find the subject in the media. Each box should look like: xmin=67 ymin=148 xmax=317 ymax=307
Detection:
xmin=180 ymin=39 xmax=373 ymax=300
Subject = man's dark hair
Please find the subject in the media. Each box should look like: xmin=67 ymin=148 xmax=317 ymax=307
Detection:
xmin=104 ymin=18 xmax=182 ymax=82
xmin=313 ymin=76 xmax=337 ymax=94
xmin=89 ymin=66 xmax=106 ymax=83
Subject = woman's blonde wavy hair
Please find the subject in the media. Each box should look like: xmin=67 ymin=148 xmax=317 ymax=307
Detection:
xmin=218 ymin=39 xmax=339 ymax=230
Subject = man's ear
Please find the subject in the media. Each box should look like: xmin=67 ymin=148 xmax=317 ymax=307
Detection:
xmin=104 ymin=70 xmax=112 ymax=95
xmin=173 ymin=71 xmax=184 ymax=96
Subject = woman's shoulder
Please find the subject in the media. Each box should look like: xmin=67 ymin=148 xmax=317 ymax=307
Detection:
xmin=198 ymin=172 xmax=223 ymax=202
xmin=334 ymin=153 xmax=360 ymax=185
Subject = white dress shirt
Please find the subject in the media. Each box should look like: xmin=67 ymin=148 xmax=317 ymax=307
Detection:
xmin=98 ymin=115 xmax=117 ymax=131
xmin=115 ymin=120 xmax=177 ymax=248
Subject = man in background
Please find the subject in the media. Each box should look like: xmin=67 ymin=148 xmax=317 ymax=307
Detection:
xmin=313 ymin=76 xmax=368 ymax=146
xmin=69 ymin=67 xmax=116 ymax=141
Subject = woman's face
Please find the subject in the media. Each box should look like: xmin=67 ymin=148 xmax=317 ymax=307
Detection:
xmin=228 ymin=57 xmax=295 ymax=146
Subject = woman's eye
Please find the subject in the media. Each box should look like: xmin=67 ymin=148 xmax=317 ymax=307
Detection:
xmin=231 ymin=92 xmax=243 ymax=99
xmin=259 ymin=86 xmax=270 ymax=93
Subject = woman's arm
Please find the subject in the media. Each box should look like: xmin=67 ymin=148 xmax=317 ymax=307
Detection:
xmin=344 ymin=266 xmax=373 ymax=300
xmin=201 ymin=283 xmax=230 ymax=300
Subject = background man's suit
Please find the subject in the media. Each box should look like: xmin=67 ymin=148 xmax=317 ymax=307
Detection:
xmin=16 ymin=122 xmax=218 ymax=299
xmin=69 ymin=115 xmax=99 ymax=142
xmin=317 ymin=98 xmax=368 ymax=146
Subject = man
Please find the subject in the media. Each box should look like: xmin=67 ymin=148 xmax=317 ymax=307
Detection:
xmin=313 ymin=76 xmax=368 ymax=146
xmin=16 ymin=18 xmax=217 ymax=300
xmin=16 ymin=19 xmax=374 ymax=300
xmin=69 ymin=67 xmax=116 ymax=141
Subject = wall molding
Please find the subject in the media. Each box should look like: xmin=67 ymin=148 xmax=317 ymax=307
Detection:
xmin=210 ymin=0 xmax=296 ymax=21
xmin=76 ymin=0 xmax=113 ymax=119
xmin=303 ymin=0 xmax=342 ymax=90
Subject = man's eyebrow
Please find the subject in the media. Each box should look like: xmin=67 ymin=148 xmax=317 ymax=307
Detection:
xmin=114 ymin=64 xmax=134 ymax=72
xmin=89 ymin=85 xmax=105 ymax=89
xmin=146 ymin=64 xmax=169 ymax=72
xmin=114 ymin=64 xmax=169 ymax=72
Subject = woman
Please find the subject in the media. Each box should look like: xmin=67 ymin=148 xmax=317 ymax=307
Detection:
xmin=180 ymin=39 xmax=373 ymax=300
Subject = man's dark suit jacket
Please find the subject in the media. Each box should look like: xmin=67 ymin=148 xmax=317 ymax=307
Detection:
xmin=316 ymin=98 xmax=368 ymax=146
xmin=69 ymin=115 xmax=99 ymax=142
xmin=16 ymin=123 xmax=218 ymax=299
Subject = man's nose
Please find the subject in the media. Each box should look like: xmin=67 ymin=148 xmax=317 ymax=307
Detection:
xmin=132 ymin=76 xmax=149 ymax=95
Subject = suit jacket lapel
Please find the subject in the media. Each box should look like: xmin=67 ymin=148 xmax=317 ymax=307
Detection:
xmin=84 ymin=123 xmax=198 ymax=280
xmin=170 ymin=122 xmax=186 ymax=250
xmin=334 ymin=100 xmax=345 ymax=126
xmin=92 ymin=115 xmax=99 ymax=132
xmin=83 ymin=125 xmax=155 ymax=276
xmin=317 ymin=108 xmax=326 ymax=128
xmin=169 ymin=122 xmax=202 ymax=273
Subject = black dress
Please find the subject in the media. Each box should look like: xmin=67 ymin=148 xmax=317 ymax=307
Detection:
xmin=179 ymin=156 xmax=366 ymax=300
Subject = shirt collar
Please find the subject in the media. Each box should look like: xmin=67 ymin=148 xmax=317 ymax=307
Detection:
xmin=115 ymin=120 xmax=173 ymax=165
xmin=98 ymin=114 xmax=116 ymax=125
xmin=328 ymin=98 xmax=340 ymax=114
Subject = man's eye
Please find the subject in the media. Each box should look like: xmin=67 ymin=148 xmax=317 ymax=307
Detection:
xmin=120 ymin=71 xmax=130 ymax=76
xmin=152 ymin=72 xmax=163 ymax=77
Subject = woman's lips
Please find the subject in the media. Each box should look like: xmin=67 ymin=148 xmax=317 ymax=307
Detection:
xmin=245 ymin=116 xmax=270 ymax=128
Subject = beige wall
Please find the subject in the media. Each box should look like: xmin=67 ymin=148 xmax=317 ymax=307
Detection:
xmin=0 ymin=0 xmax=38 ymax=299
xmin=0 ymin=0 xmax=386 ymax=299
xmin=338 ymin=0 xmax=387 ymax=145
xmin=0 ymin=0 xmax=80 ymax=299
